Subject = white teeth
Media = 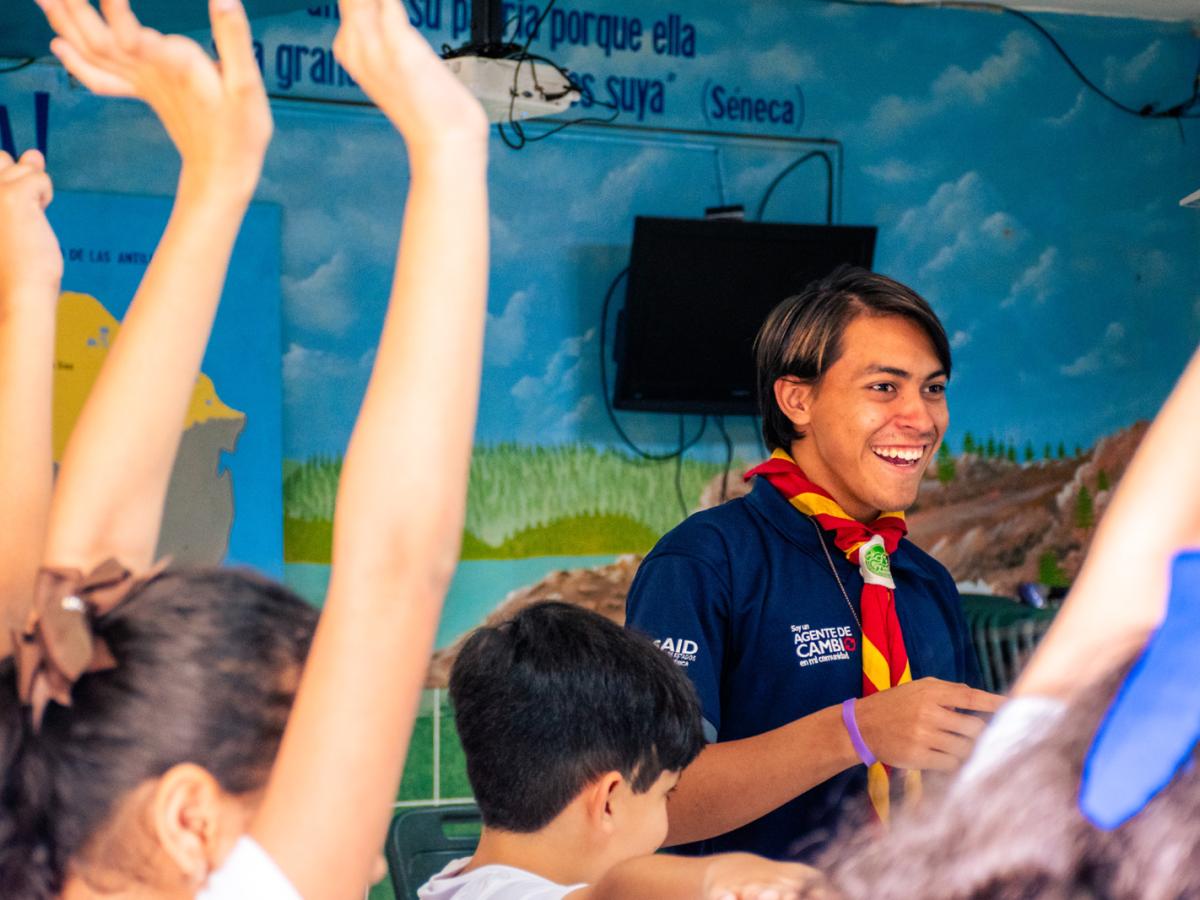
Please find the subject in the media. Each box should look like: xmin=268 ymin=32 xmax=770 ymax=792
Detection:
xmin=874 ymin=447 xmax=923 ymax=462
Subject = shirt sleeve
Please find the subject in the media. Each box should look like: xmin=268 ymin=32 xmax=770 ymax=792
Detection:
xmin=626 ymin=550 xmax=730 ymax=741
xmin=196 ymin=837 xmax=302 ymax=900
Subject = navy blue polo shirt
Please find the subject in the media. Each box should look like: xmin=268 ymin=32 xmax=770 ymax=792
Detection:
xmin=625 ymin=478 xmax=981 ymax=861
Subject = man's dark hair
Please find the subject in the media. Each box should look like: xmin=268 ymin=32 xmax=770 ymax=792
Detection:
xmin=754 ymin=265 xmax=952 ymax=451
xmin=449 ymin=601 xmax=704 ymax=833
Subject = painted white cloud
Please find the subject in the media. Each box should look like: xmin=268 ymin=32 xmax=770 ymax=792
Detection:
xmin=569 ymin=148 xmax=671 ymax=222
xmin=1060 ymin=322 xmax=1128 ymax=377
xmin=281 ymin=342 xmax=376 ymax=445
xmin=951 ymin=329 xmax=973 ymax=350
xmin=745 ymin=43 xmax=820 ymax=83
xmin=1001 ymin=246 xmax=1060 ymax=308
xmin=1134 ymin=248 xmax=1170 ymax=287
xmin=1104 ymin=40 xmax=1162 ymax=92
xmin=863 ymin=159 xmax=927 ymax=185
xmin=282 ymin=250 xmax=355 ymax=336
xmin=1045 ymin=88 xmax=1087 ymax=127
xmin=511 ymin=328 xmax=599 ymax=441
xmin=486 ymin=289 xmax=536 ymax=366
xmin=980 ymin=211 xmax=1022 ymax=242
xmin=892 ymin=172 xmax=1028 ymax=300
xmin=867 ymin=31 xmax=1037 ymax=136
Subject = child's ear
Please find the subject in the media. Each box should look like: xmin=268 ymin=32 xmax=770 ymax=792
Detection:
xmin=151 ymin=763 xmax=242 ymax=887
xmin=584 ymin=771 xmax=625 ymax=835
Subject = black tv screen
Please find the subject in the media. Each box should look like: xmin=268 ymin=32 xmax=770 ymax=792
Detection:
xmin=613 ymin=216 xmax=878 ymax=415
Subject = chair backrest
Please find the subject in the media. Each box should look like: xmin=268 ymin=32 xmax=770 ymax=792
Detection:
xmin=385 ymin=804 xmax=483 ymax=900
xmin=961 ymin=594 xmax=1058 ymax=693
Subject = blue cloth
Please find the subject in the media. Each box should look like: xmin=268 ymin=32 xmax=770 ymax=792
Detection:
xmin=625 ymin=478 xmax=981 ymax=860
xmin=1081 ymin=549 xmax=1200 ymax=829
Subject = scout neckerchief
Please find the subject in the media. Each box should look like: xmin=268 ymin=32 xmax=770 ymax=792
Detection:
xmin=745 ymin=448 xmax=921 ymax=823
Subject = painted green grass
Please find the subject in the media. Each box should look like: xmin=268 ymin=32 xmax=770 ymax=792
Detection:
xmin=283 ymin=445 xmax=729 ymax=562
xmin=460 ymin=513 xmax=660 ymax=559
xmin=464 ymin=443 xmax=723 ymax=545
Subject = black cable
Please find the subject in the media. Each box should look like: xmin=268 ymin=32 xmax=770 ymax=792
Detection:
xmin=755 ymin=150 xmax=835 ymax=223
xmin=816 ymin=0 xmax=1200 ymax=121
xmin=502 ymin=0 xmax=559 ymax=149
xmin=0 ymin=59 xmax=35 ymax=75
xmin=514 ymin=107 xmax=622 ymax=145
xmin=715 ymin=415 xmax=734 ymax=503
xmin=674 ymin=416 xmax=689 ymax=518
xmin=495 ymin=0 xmax=624 ymax=149
xmin=598 ymin=265 xmax=708 ymax=460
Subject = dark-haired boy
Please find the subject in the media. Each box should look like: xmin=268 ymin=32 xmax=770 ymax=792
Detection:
xmin=420 ymin=601 xmax=820 ymax=900
xmin=626 ymin=266 xmax=1002 ymax=859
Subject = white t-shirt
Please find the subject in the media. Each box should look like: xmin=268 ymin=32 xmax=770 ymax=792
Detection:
xmin=419 ymin=857 xmax=587 ymax=900
xmin=197 ymin=837 xmax=302 ymax=900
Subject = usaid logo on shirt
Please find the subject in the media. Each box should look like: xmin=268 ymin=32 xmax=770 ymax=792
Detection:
xmin=654 ymin=636 xmax=699 ymax=667
xmin=791 ymin=624 xmax=856 ymax=668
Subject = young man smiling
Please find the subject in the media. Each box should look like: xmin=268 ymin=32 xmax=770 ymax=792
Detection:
xmin=626 ymin=266 xmax=1000 ymax=860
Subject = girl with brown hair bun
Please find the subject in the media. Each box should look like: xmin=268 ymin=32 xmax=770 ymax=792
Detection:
xmin=1 ymin=0 xmax=489 ymax=897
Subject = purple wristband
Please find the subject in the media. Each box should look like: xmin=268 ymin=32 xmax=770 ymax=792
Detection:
xmin=841 ymin=698 xmax=877 ymax=767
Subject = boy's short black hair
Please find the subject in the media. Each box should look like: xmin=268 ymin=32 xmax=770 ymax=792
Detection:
xmin=449 ymin=601 xmax=705 ymax=833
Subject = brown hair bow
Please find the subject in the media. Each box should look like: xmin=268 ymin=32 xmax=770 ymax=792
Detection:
xmin=11 ymin=558 xmax=164 ymax=731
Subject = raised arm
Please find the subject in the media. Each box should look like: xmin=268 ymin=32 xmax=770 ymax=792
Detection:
xmin=0 ymin=150 xmax=62 ymax=654
xmin=250 ymin=3 xmax=489 ymax=897
xmin=1017 ymin=342 xmax=1200 ymax=698
xmin=36 ymin=0 xmax=271 ymax=572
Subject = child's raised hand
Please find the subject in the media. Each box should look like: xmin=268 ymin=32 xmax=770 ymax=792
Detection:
xmin=0 ymin=149 xmax=62 ymax=301
xmin=36 ymin=0 xmax=272 ymax=197
xmin=705 ymin=855 xmax=832 ymax=900
xmin=333 ymin=0 xmax=488 ymax=158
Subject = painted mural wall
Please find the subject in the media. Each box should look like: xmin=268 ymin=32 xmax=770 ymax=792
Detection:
xmin=2 ymin=0 xmax=1198 ymax=859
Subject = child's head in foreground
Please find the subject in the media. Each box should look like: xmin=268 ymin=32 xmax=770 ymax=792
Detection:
xmin=449 ymin=601 xmax=704 ymax=876
xmin=0 ymin=568 xmax=317 ymax=899
xmin=817 ymin=658 xmax=1200 ymax=900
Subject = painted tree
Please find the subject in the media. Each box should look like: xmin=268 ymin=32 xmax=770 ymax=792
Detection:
xmin=1038 ymin=551 xmax=1070 ymax=588
xmin=962 ymin=432 xmax=977 ymax=455
xmin=936 ymin=442 xmax=956 ymax=485
xmin=1057 ymin=442 xmax=1067 ymax=459
xmin=1006 ymin=444 xmax=1017 ymax=463
xmin=1024 ymin=441 xmax=1035 ymax=463
xmin=1075 ymin=485 xmax=1095 ymax=530
xmin=986 ymin=436 xmax=997 ymax=458
xmin=1097 ymin=469 xmax=1111 ymax=492
xmin=1044 ymin=442 xmax=1053 ymax=460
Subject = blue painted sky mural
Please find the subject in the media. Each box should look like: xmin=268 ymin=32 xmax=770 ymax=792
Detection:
xmin=1 ymin=0 xmax=1197 ymax=590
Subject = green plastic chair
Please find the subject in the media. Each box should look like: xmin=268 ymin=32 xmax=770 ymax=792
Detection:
xmin=961 ymin=594 xmax=1058 ymax=693
xmin=385 ymin=804 xmax=483 ymax=900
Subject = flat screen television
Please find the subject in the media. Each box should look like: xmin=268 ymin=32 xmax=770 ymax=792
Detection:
xmin=613 ymin=216 xmax=878 ymax=415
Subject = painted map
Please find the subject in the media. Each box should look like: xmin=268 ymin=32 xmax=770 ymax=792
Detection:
xmin=47 ymin=192 xmax=284 ymax=576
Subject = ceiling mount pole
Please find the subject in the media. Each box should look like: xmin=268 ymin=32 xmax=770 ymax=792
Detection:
xmin=470 ymin=0 xmax=505 ymax=45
